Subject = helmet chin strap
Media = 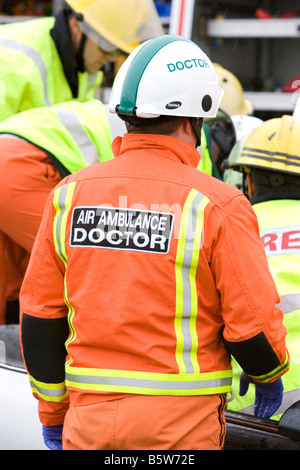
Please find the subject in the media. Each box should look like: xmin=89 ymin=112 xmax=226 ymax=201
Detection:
xmin=189 ymin=118 xmax=203 ymax=147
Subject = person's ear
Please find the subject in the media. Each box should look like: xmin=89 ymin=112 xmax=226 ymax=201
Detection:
xmin=246 ymin=173 xmax=256 ymax=198
xmin=69 ymin=16 xmax=83 ymax=50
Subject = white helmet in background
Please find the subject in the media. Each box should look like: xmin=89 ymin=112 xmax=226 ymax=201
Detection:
xmin=231 ymin=115 xmax=263 ymax=141
xmin=224 ymin=115 xmax=263 ymax=190
xmin=109 ymin=35 xmax=223 ymax=118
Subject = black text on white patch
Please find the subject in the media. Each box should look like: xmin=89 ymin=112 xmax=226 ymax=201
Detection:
xmin=70 ymin=206 xmax=174 ymax=254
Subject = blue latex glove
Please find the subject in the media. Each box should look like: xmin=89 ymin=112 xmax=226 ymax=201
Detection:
xmin=239 ymin=371 xmax=283 ymax=418
xmin=42 ymin=424 xmax=63 ymax=450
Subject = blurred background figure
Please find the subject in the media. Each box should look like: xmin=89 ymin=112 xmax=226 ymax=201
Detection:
xmin=0 ymin=0 xmax=164 ymax=322
xmin=0 ymin=0 xmax=163 ymax=120
xmin=0 ymin=99 xmax=113 ymax=324
xmin=226 ymin=115 xmax=300 ymax=419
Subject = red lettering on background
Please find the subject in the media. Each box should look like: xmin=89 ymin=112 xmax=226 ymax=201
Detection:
xmin=261 ymin=233 xmax=278 ymax=251
xmin=281 ymin=231 xmax=300 ymax=250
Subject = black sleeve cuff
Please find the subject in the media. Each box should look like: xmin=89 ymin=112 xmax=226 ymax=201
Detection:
xmin=21 ymin=313 xmax=69 ymax=383
xmin=223 ymin=331 xmax=282 ymax=377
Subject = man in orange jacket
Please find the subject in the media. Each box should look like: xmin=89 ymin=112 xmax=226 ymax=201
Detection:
xmin=20 ymin=35 xmax=289 ymax=451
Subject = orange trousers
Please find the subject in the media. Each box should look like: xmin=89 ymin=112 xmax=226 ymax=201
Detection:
xmin=62 ymin=394 xmax=226 ymax=450
xmin=0 ymin=137 xmax=62 ymax=324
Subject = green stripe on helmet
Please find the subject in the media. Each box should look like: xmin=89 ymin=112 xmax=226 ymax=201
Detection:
xmin=117 ymin=35 xmax=190 ymax=116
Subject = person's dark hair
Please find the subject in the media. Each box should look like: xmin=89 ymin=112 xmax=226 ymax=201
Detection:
xmin=63 ymin=2 xmax=73 ymax=17
xmin=251 ymin=168 xmax=300 ymax=189
xmin=118 ymin=114 xmax=188 ymax=135
xmin=64 ymin=2 xmax=84 ymax=21
xmin=249 ymin=167 xmax=300 ymax=203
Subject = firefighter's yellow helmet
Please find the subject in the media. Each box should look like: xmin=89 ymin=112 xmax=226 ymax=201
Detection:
xmin=214 ymin=64 xmax=253 ymax=116
xmin=228 ymin=115 xmax=300 ymax=176
xmin=66 ymin=0 xmax=164 ymax=54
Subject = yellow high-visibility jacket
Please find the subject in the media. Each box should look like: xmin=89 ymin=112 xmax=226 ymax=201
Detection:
xmin=228 ymin=198 xmax=300 ymax=419
xmin=0 ymin=15 xmax=101 ymax=121
xmin=0 ymin=100 xmax=113 ymax=176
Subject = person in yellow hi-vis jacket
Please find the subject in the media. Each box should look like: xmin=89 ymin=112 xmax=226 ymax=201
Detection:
xmin=227 ymin=115 xmax=300 ymax=420
xmin=0 ymin=0 xmax=163 ymax=121
xmin=20 ymin=35 xmax=289 ymax=451
xmin=0 ymin=99 xmax=113 ymax=324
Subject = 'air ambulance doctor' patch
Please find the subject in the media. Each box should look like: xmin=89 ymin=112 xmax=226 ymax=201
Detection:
xmin=70 ymin=206 xmax=174 ymax=254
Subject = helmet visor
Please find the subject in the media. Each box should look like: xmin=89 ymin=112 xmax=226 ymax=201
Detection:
xmin=79 ymin=20 xmax=122 ymax=54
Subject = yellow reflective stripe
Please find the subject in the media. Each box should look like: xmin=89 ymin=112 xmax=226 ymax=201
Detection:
xmin=65 ymin=365 xmax=232 ymax=396
xmin=175 ymin=189 xmax=210 ymax=374
xmin=29 ymin=376 xmax=68 ymax=402
xmin=250 ymin=354 xmax=290 ymax=383
xmin=53 ymin=182 xmax=76 ymax=267
xmin=241 ymin=147 xmax=300 ymax=172
xmin=64 ymin=277 xmax=76 ymax=368
xmin=52 ymin=182 xmax=77 ymax=365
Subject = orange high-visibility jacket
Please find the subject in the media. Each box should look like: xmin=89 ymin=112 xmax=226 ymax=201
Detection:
xmin=20 ymin=133 xmax=289 ymax=426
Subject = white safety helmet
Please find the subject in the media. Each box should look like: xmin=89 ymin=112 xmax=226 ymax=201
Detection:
xmin=231 ymin=115 xmax=263 ymax=141
xmin=224 ymin=115 xmax=263 ymax=190
xmin=109 ymin=35 xmax=223 ymax=118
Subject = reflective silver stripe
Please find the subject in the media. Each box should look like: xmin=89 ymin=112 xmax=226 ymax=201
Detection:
xmin=0 ymin=38 xmax=51 ymax=106
xmin=278 ymin=293 xmax=300 ymax=314
xmin=30 ymin=380 xmax=67 ymax=399
xmin=175 ymin=189 xmax=210 ymax=375
xmin=55 ymin=108 xmax=99 ymax=166
xmin=0 ymin=134 xmax=24 ymax=140
xmin=181 ymin=191 xmax=206 ymax=373
xmin=65 ymin=371 xmax=232 ymax=393
xmin=87 ymin=73 xmax=99 ymax=93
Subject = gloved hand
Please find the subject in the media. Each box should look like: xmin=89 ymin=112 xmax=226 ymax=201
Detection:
xmin=42 ymin=424 xmax=63 ymax=450
xmin=239 ymin=371 xmax=283 ymax=419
